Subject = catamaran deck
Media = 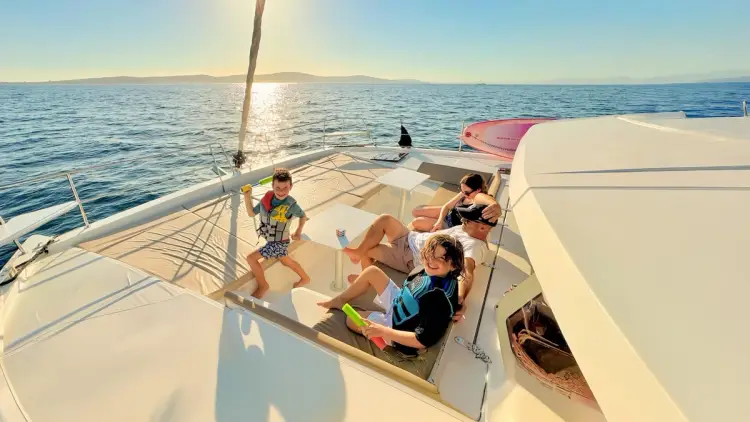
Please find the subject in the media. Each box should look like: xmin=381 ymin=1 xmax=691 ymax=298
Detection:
xmin=0 ymin=243 xmax=470 ymax=421
xmin=0 ymin=147 xmax=604 ymax=421
xmin=79 ymin=151 xmax=500 ymax=302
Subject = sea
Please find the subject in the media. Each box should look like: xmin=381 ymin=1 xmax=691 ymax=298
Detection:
xmin=1 ymin=82 xmax=749 ymax=266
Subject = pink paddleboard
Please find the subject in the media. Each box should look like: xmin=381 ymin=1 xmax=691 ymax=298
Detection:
xmin=460 ymin=118 xmax=555 ymax=159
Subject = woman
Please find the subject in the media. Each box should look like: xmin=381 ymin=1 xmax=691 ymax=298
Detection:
xmin=410 ymin=173 xmax=487 ymax=232
xmin=317 ymin=234 xmax=465 ymax=355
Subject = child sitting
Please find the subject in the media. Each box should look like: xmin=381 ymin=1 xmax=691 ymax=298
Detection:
xmin=243 ymin=168 xmax=310 ymax=298
xmin=318 ymin=234 xmax=464 ymax=355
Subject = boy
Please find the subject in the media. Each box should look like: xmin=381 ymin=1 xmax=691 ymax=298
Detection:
xmin=243 ymin=168 xmax=310 ymax=298
xmin=318 ymin=234 xmax=465 ymax=355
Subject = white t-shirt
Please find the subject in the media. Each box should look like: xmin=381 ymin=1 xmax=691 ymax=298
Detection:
xmin=407 ymin=226 xmax=488 ymax=266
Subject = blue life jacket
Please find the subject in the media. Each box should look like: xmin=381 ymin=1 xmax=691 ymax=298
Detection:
xmin=391 ymin=272 xmax=457 ymax=326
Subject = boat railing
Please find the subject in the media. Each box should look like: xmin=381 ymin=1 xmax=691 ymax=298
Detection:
xmin=240 ymin=116 xmax=373 ymax=168
xmin=0 ymin=117 xmax=373 ymax=253
xmin=0 ymin=141 xmax=234 ymax=190
xmin=0 ymin=141 xmax=234 ymax=252
xmin=458 ymin=120 xmax=466 ymax=151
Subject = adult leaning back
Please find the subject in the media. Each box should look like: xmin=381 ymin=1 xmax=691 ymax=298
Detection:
xmin=341 ymin=201 xmax=499 ymax=321
xmin=410 ymin=173 xmax=499 ymax=232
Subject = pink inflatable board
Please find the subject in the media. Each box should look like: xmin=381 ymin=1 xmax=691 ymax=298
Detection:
xmin=459 ymin=118 xmax=555 ymax=159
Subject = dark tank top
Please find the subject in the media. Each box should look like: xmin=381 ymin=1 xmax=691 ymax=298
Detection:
xmin=445 ymin=196 xmax=469 ymax=227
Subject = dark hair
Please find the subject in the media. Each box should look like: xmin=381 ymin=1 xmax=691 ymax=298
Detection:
xmin=420 ymin=234 xmax=466 ymax=280
xmin=272 ymin=168 xmax=292 ymax=185
xmin=460 ymin=173 xmax=487 ymax=194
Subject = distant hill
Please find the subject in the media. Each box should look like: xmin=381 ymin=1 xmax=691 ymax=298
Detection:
xmin=543 ymin=72 xmax=750 ymax=85
xmin=28 ymin=72 xmax=423 ymax=85
xmin=5 ymin=70 xmax=748 ymax=85
xmin=701 ymin=76 xmax=750 ymax=83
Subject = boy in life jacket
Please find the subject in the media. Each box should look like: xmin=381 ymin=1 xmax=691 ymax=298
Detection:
xmin=318 ymin=234 xmax=465 ymax=356
xmin=243 ymin=168 xmax=309 ymax=298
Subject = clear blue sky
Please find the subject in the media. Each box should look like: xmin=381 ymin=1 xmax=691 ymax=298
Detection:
xmin=1 ymin=0 xmax=749 ymax=83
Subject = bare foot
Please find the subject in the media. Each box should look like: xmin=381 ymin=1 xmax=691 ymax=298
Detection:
xmin=293 ymin=277 xmax=311 ymax=288
xmin=252 ymin=284 xmax=269 ymax=299
xmin=342 ymin=247 xmax=361 ymax=264
xmin=347 ymin=274 xmax=360 ymax=283
xmin=317 ymin=297 xmax=344 ymax=309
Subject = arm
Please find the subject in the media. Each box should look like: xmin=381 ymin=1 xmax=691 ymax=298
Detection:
xmin=473 ymin=193 xmax=502 ymax=222
xmin=430 ymin=193 xmax=464 ymax=231
xmin=455 ymin=239 xmax=489 ymax=321
xmin=362 ymin=321 xmax=427 ymax=349
xmin=365 ymin=291 xmax=453 ymax=348
xmin=292 ymin=215 xmax=308 ymax=240
xmin=291 ymin=204 xmax=307 ymax=240
xmin=459 ymin=257 xmax=476 ymax=302
xmin=383 ymin=328 xmax=426 ymax=349
xmin=437 ymin=193 xmax=464 ymax=223
xmin=243 ymin=189 xmax=256 ymax=217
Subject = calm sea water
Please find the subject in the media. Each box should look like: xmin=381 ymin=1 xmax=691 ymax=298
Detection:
xmin=1 ymin=82 xmax=749 ymax=265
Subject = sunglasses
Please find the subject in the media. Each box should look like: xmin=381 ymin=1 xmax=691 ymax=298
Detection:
xmin=461 ymin=188 xmax=475 ymax=196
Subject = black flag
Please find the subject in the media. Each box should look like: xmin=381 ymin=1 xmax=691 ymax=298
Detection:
xmin=399 ymin=125 xmax=412 ymax=147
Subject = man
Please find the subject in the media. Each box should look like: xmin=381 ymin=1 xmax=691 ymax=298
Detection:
xmin=343 ymin=201 xmax=499 ymax=321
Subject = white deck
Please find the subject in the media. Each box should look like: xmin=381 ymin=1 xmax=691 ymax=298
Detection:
xmin=77 ymin=152 xmax=452 ymax=302
xmin=0 ymin=245 xmax=465 ymax=421
xmin=0 ymin=145 xmax=607 ymax=421
xmin=511 ymin=115 xmax=750 ymax=422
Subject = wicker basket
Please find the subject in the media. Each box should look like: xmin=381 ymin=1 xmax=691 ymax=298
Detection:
xmin=508 ymin=297 xmax=596 ymax=403
xmin=511 ymin=332 xmax=595 ymax=402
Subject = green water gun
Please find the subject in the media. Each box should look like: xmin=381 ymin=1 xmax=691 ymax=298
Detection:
xmin=342 ymin=303 xmax=386 ymax=350
xmin=258 ymin=175 xmax=273 ymax=185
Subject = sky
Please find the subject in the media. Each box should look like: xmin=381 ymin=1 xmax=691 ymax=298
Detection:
xmin=1 ymin=0 xmax=749 ymax=83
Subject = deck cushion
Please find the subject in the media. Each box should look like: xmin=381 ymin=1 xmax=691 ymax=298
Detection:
xmin=312 ymin=264 xmax=445 ymax=381
xmin=426 ymin=183 xmax=460 ymax=207
xmin=417 ymin=162 xmax=493 ymax=187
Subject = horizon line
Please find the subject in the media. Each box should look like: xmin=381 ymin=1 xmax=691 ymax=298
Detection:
xmin=2 ymin=70 xmax=750 ymax=85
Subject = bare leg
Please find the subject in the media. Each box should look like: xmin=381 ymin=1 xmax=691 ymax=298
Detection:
xmin=411 ymin=205 xmax=441 ymax=219
xmin=359 ymin=252 xmax=375 ymax=271
xmin=247 ymin=250 xmax=269 ymax=299
xmin=279 ymin=255 xmax=310 ymax=288
xmin=410 ymin=216 xmax=439 ymax=232
xmin=347 ymin=242 xmax=406 ymax=280
xmin=318 ymin=266 xmax=390 ymax=309
xmin=342 ymin=214 xmax=409 ymax=264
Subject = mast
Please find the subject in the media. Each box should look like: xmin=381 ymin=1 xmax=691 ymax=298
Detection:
xmin=233 ymin=0 xmax=267 ymax=169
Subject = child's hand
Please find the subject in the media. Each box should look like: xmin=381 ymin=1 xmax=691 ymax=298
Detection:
xmin=362 ymin=320 xmax=390 ymax=340
xmin=241 ymin=184 xmax=252 ymax=194
xmin=291 ymin=231 xmax=301 ymax=241
xmin=453 ymin=301 xmax=467 ymax=322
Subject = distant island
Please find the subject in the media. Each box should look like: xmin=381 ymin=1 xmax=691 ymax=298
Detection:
xmin=18 ymin=72 xmax=424 ymax=85
xmin=542 ymin=72 xmax=750 ymax=85
xmin=702 ymin=76 xmax=750 ymax=83
xmin=2 ymin=70 xmax=749 ymax=85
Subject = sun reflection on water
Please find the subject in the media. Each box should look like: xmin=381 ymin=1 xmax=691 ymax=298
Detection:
xmin=231 ymin=82 xmax=304 ymax=164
